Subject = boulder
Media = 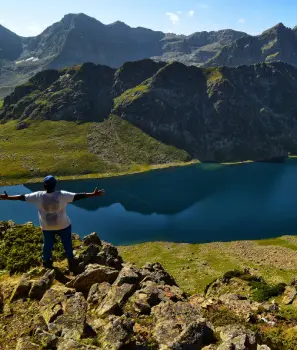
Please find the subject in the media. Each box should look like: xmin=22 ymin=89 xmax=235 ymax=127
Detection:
xmin=29 ymin=269 xmax=55 ymax=300
xmin=217 ymin=325 xmax=257 ymax=350
xmin=10 ymin=276 xmax=32 ymax=302
xmin=87 ymin=282 xmax=111 ymax=306
xmin=97 ymin=283 xmax=136 ymax=317
xmin=29 ymin=315 xmax=48 ymax=335
xmin=95 ymin=243 xmax=123 ymax=270
xmin=83 ymin=232 xmax=102 ymax=246
xmin=282 ymin=286 xmax=297 ymax=305
xmin=66 ymin=264 xmax=118 ymax=293
xmin=48 ymin=292 xmax=87 ymax=341
xmin=57 ymin=338 xmax=99 ymax=350
xmin=141 ymin=262 xmax=177 ymax=286
xmin=16 ymin=121 xmax=29 ymax=130
xmin=202 ymin=346 xmax=218 ymax=350
xmin=114 ymin=263 xmax=141 ymax=286
xmin=39 ymin=287 xmax=74 ymax=325
xmin=99 ymin=315 xmax=134 ymax=350
xmin=80 ymin=244 xmax=100 ymax=265
xmin=16 ymin=338 xmax=41 ymax=350
xmin=35 ymin=330 xmax=58 ymax=348
xmin=257 ymin=346 xmax=271 ymax=350
xmin=152 ymin=301 xmax=214 ymax=349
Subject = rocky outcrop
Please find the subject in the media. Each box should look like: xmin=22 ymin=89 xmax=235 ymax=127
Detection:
xmin=1 ymin=233 xmax=282 ymax=349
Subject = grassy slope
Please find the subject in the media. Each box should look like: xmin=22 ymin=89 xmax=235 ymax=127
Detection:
xmin=119 ymin=236 xmax=297 ymax=295
xmin=0 ymin=117 xmax=190 ymax=185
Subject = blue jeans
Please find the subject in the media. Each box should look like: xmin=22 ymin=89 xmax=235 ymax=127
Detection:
xmin=42 ymin=225 xmax=74 ymax=262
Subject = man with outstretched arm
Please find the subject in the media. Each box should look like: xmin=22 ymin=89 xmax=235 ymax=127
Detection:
xmin=0 ymin=175 xmax=105 ymax=271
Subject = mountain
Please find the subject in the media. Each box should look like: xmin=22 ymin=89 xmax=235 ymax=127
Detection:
xmin=0 ymin=13 xmax=247 ymax=99
xmin=206 ymin=23 xmax=297 ymax=67
xmin=2 ymin=59 xmax=297 ymax=164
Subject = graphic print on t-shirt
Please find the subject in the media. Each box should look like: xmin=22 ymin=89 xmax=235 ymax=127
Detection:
xmin=42 ymin=194 xmax=61 ymax=226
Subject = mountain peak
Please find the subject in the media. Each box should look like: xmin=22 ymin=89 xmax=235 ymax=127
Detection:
xmin=108 ymin=20 xmax=130 ymax=29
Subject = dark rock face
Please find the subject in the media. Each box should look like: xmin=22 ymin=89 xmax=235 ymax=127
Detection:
xmin=0 ymin=25 xmax=22 ymax=60
xmin=206 ymin=23 xmax=297 ymax=68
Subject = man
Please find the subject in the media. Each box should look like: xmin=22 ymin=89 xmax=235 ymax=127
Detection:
xmin=0 ymin=175 xmax=105 ymax=270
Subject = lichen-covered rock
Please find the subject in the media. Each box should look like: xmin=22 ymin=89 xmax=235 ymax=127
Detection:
xmin=16 ymin=337 xmax=41 ymax=350
xmin=35 ymin=330 xmax=59 ymax=348
xmin=87 ymin=282 xmax=111 ymax=306
xmin=48 ymin=292 xmax=87 ymax=341
xmin=282 ymin=286 xmax=297 ymax=305
xmin=97 ymin=283 xmax=136 ymax=317
xmin=80 ymin=244 xmax=100 ymax=265
xmin=57 ymin=338 xmax=99 ymax=350
xmin=217 ymin=325 xmax=257 ymax=350
xmin=114 ymin=263 xmax=141 ymax=286
xmin=257 ymin=346 xmax=271 ymax=350
xmin=29 ymin=269 xmax=55 ymax=300
xmin=141 ymin=262 xmax=177 ymax=286
xmin=99 ymin=315 xmax=134 ymax=350
xmin=10 ymin=277 xmax=32 ymax=302
xmin=97 ymin=243 xmax=123 ymax=270
xmin=152 ymin=301 xmax=214 ymax=349
xmin=83 ymin=232 xmax=102 ymax=246
xmin=66 ymin=264 xmax=118 ymax=293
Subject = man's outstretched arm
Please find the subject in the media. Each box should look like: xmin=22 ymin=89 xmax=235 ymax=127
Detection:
xmin=0 ymin=191 xmax=25 ymax=201
xmin=73 ymin=188 xmax=105 ymax=202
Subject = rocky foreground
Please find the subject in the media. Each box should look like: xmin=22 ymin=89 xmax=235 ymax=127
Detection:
xmin=1 ymin=226 xmax=297 ymax=349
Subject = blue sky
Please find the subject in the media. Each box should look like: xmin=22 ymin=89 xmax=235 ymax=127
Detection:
xmin=1 ymin=0 xmax=297 ymax=37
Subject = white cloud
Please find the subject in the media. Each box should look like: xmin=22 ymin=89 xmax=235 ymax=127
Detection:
xmin=26 ymin=23 xmax=44 ymax=35
xmin=238 ymin=18 xmax=246 ymax=24
xmin=188 ymin=10 xmax=195 ymax=17
xmin=165 ymin=12 xmax=180 ymax=25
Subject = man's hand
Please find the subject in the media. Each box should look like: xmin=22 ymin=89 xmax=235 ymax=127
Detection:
xmin=92 ymin=188 xmax=105 ymax=197
xmin=0 ymin=191 xmax=8 ymax=200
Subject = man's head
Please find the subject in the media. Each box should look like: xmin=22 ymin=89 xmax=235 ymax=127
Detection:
xmin=44 ymin=175 xmax=57 ymax=192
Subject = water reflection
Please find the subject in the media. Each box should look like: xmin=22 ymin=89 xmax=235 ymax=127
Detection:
xmin=0 ymin=161 xmax=297 ymax=245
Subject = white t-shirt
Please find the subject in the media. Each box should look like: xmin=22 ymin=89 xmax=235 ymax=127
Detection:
xmin=25 ymin=190 xmax=75 ymax=231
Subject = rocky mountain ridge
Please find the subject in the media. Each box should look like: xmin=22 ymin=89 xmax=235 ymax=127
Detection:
xmin=1 ymin=221 xmax=294 ymax=349
xmin=2 ymin=59 xmax=297 ymax=162
xmin=0 ymin=13 xmax=247 ymax=98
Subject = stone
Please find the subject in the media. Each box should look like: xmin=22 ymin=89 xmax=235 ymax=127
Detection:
xmin=0 ymin=288 xmax=3 ymax=313
xmin=83 ymin=232 xmax=102 ymax=246
xmin=48 ymin=292 xmax=87 ymax=341
xmin=80 ymin=244 xmax=100 ymax=265
xmin=152 ymin=301 xmax=214 ymax=349
xmin=29 ymin=315 xmax=48 ymax=335
xmin=141 ymin=262 xmax=177 ymax=286
xmin=114 ymin=263 xmax=141 ymax=286
xmin=29 ymin=269 xmax=55 ymax=300
xmin=39 ymin=287 xmax=74 ymax=325
xmin=16 ymin=338 xmax=41 ymax=350
xmin=35 ymin=330 xmax=58 ymax=348
xmin=16 ymin=121 xmax=29 ymax=130
xmin=257 ymin=346 xmax=271 ymax=350
xmin=217 ymin=326 xmax=257 ymax=350
xmin=95 ymin=243 xmax=123 ymax=270
xmin=282 ymin=286 xmax=297 ymax=305
xmin=66 ymin=264 xmax=118 ymax=293
xmin=202 ymin=346 xmax=218 ymax=350
xmin=100 ymin=315 xmax=134 ymax=350
xmin=87 ymin=282 xmax=111 ymax=306
xmin=57 ymin=338 xmax=99 ymax=350
xmin=97 ymin=283 xmax=136 ymax=317
xmin=10 ymin=277 xmax=32 ymax=302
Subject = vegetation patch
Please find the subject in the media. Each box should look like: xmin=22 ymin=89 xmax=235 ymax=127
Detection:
xmin=0 ymin=100 xmax=3 ymax=109
xmin=114 ymin=84 xmax=150 ymax=108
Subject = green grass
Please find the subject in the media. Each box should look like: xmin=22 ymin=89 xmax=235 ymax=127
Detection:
xmin=114 ymin=84 xmax=150 ymax=108
xmin=256 ymin=237 xmax=297 ymax=251
xmin=266 ymin=52 xmax=280 ymax=61
xmin=0 ymin=100 xmax=3 ymax=109
xmin=119 ymin=237 xmax=297 ymax=295
xmin=0 ymin=117 xmax=190 ymax=185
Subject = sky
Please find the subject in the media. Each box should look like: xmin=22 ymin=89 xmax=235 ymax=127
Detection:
xmin=1 ymin=0 xmax=297 ymax=37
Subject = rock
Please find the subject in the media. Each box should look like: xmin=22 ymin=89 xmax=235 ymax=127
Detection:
xmin=16 ymin=121 xmax=29 ymax=130
xmin=87 ymin=282 xmax=111 ymax=306
xmin=152 ymin=301 xmax=214 ymax=349
xmin=97 ymin=283 xmax=136 ymax=317
xmin=72 ymin=232 xmax=81 ymax=241
xmin=257 ymin=346 xmax=271 ymax=350
xmin=100 ymin=315 xmax=134 ymax=350
xmin=29 ymin=269 xmax=55 ymax=300
xmin=217 ymin=325 xmax=257 ymax=350
xmin=35 ymin=330 xmax=58 ymax=348
xmin=16 ymin=338 xmax=41 ymax=350
xmin=10 ymin=276 xmax=32 ymax=302
xmin=202 ymin=346 xmax=218 ymax=350
xmin=95 ymin=243 xmax=123 ymax=270
xmin=282 ymin=286 xmax=297 ymax=305
xmin=57 ymin=338 xmax=99 ymax=350
xmin=66 ymin=264 xmax=118 ymax=293
xmin=39 ymin=287 xmax=74 ymax=325
xmin=141 ymin=262 xmax=177 ymax=286
xmin=80 ymin=244 xmax=100 ymax=265
xmin=48 ymin=292 xmax=87 ymax=341
xmin=29 ymin=315 xmax=48 ymax=335
xmin=83 ymin=232 xmax=102 ymax=246
xmin=0 ymin=288 xmax=3 ymax=313
xmin=114 ymin=263 xmax=141 ymax=286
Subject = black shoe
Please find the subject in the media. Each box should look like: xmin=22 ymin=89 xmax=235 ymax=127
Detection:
xmin=68 ymin=258 xmax=79 ymax=273
xmin=43 ymin=259 xmax=53 ymax=269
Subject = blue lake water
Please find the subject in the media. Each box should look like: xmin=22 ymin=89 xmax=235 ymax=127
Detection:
xmin=1 ymin=161 xmax=297 ymax=245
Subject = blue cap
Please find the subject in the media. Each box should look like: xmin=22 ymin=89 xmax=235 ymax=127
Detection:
xmin=43 ymin=175 xmax=57 ymax=188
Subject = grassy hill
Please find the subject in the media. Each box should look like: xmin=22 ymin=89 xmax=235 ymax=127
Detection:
xmin=0 ymin=117 xmax=190 ymax=185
